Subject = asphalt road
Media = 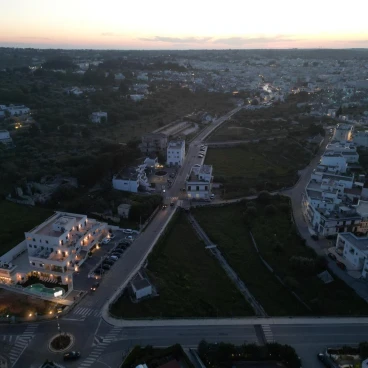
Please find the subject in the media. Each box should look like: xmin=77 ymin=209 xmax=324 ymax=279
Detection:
xmin=8 ymin=319 xmax=368 ymax=368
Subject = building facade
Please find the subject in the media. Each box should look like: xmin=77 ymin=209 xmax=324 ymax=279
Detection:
xmin=185 ymin=165 xmax=213 ymax=200
xmin=140 ymin=133 xmax=168 ymax=155
xmin=167 ymin=140 xmax=185 ymax=166
xmin=112 ymin=165 xmax=151 ymax=193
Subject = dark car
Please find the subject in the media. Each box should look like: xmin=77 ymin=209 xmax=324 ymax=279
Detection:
xmin=317 ymin=353 xmax=333 ymax=367
xmin=94 ymin=269 xmax=105 ymax=276
xmin=113 ymin=249 xmax=124 ymax=254
xmin=116 ymin=245 xmax=126 ymax=250
xmin=328 ymin=253 xmax=337 ymax=261
xmin=111 ymin=253 xmax=121 ymax=258
xmin=336 ymin=260 xmax=347 ymax=270
xmin=103 ymin=260 xmax=114 ymax=266
xmin=64 ymin=351 xmax=81 ymax=361
xmin=90 ymin=282 xmax=100 ymax=291
xmin=102 ymin=264 xmax=111 ymax=270
xmin=170 ymin=202 xmax=175 ymax=207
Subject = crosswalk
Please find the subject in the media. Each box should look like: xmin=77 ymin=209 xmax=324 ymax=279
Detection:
xmin=78 ymin=326 xmax=122 ymax=368
xmin=9 ymin=324 xmax=38 ymax=367
xmin=0 ymin=335 xmax=18 ymax=344
xmin=70 ymin=307 xmax=102 ymax=318
xmin=261 ymin=324 xmax=274 ymax=343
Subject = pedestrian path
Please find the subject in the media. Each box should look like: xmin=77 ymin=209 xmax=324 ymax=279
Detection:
xmin=70 ymin=307 xmax=102 ymax=318
xmin=9 ymin=323 xmax=38 ymax=367
xmin=261 ymin=324 xmax=274 ymax=343
xmin=78 ymin=326 xmax=122 ymax=368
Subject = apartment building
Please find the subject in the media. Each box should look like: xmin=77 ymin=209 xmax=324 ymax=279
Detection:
xmin=167 ymin=140 xmax=185 ymax=166
xmin=140 ymin=133 xmax=168 ymax=155
xmin=353 ymin=131 xmax=368 ymax=148
xmin=185 ymin=165 xmax=213 ymax=200
xmin=24 ymin=212 xmax=107 ymax=289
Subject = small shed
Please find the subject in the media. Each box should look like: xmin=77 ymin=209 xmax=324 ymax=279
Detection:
xmin=131 ymin=278 xmax=152 ymax=300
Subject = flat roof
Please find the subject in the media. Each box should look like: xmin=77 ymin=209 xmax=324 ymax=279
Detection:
xmin=28 ymin=212 xmax=84 ymax=237
xmin=168 ymin=140 xmax=184 ymax=149
xmin=339 ymin=233 xmax=368 ymax=252
xmin=114 ymin=167 xmax=139 ymax=181
xmin=132 ymin=278 xmax=151 ymax=290
xmin=355 ymin=200 xmax=368 ymax=215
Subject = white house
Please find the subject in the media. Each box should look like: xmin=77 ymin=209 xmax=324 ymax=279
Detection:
xmin=320 ymin=153 xmax=348 ymax=173
xmin=23 ymin=212 xmax=107 ymax=290
xmin=131 ymin=278 xmax=152 ymax=300
xmin=2 ymin=105 xmax=30 ymax=116
xmin=185 ymin=165 xmax=213 ymax=200
xmin=336 ymin=233 xmax=368 ymax=277
xmin=332 ymin=123 xmax=353 ymax=142
xmin=113 ymin=165 xmax=151 ymax=193
xmin=167 ymin=140 xmax=185 ymax=166
xmin=90 ymin=112 xmax=107 ymax=123
xmin=0 ymin=130 xmax=13 ymax=145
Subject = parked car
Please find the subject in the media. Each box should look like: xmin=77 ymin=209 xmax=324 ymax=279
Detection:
xmin=110 ymin=255 xmax=119 ymax=261
xmin=90 ymin=282 xmax=100 ymax=291
xmin=102 ymin=264 xmax=111 ymax=270
xmin=123 ymin=229 xmax=133 ymax=234
xmin=336 ymin=260 xmax=347 ymax=270
xmin=328 ymin=253 xmax=337 ymax=261
xmin=94 ymin=269 xmax=104 ymax=276
xmin=102 ymin=238 xmax=110 ymax=245
xmin=170 ymin=202 xmax=175 ymax=207
xmin=109 ymin=233 xmax=115 ymax=239
xmin=125 ymin=235 xmax=133 ymax=241
xmin=193 ymin=164 xmax=200 ymax=167
xmin=103 ymin=260 xmax=114 ymax=266
xmin=170 ymin=173 xmax=175 ymax=178
xmin=198 ymin=154 xmax=204 ymax=158
xmin=111 ymin=253 xmax=121 ymax=258
xmin=113 ymin=249 xmax=124 ymax=254
xmin=210 ymin=194 xmax=215 ymax=199
xmin=64 ymin=351 xmax=81 ymax=361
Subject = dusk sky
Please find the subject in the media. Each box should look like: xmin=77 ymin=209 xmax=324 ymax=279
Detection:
xmin=1 ymin=0 xmax=367 ymax=49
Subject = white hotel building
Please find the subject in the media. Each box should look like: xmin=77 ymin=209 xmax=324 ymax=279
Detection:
xmin=22 ymin=212 xmax=107 ymax=288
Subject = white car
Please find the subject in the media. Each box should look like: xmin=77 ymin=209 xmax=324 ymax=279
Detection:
xmin=193 ymin=164 xmax=200 ymax=167
xmin=198 ymin=154 xmax=204 ymax=158
xmin=125 ymin=235 xmax=133 ymax=241
xmin=102 ymin=238 xmax=111 ymax=245
xmin=210 ymin=194 xmax=215 ymax=199
xmin=123 ymin=229 xmax=133 ymax=234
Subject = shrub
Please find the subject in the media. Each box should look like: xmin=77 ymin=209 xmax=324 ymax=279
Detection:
xmin=265 ymin=204 xmax=277 ymax=215
xmin=257 ymin=191 xmax=272 ymax=204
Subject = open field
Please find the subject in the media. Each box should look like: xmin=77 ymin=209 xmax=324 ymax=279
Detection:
xmin=110 ymin=212 xmax=254 ymax=318
xmin=205 ymin=139 xmax=313 ymax=198
xmin=193 ymin=196 xmax=368 ymax=316
xmin=0 ymin=200 xmax=53 ymax=256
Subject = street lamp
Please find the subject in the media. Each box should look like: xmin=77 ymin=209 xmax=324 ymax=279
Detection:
xmin=56 ymin=316 xmax=61 ymax=335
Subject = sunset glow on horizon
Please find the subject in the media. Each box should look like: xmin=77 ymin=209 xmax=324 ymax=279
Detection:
xmin=1 ymin=0 xmax=367 ymax=49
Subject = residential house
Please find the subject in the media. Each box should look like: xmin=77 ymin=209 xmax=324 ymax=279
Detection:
xmin=332 ymin=123 xmax=353 ymax=142
xmin=353 ymin=131 xmax=368 ymax=148
xmin=336 ymin=233 xmax=368 ymax=278
xmin=112 ymin=165 xmax=151 ymax=193
xmin=90 ymin=112 xmax=107 ymax=123
xmin=185 ymin=165 xmax=213 ymax=200
xmin=140 ymin=133 xmax=168 ymax=155
xmin=167 ymin=140 xmax=185 ymax=166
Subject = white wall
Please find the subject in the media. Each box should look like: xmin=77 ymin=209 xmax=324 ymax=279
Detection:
xmin=112 ymin=178 xmax=139 ymax=193
xmin=135 ymin=285 xmax=152 ymax=299
xmin=0 ymin=240 xmax=27 ymax=263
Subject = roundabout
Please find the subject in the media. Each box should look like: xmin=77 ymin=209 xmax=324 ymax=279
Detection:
xmin=48 ymin=333 xmax=74 ymax=353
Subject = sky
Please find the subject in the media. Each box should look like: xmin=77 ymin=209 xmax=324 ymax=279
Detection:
xmin=0 ymin=0 xmax=367 ymax=50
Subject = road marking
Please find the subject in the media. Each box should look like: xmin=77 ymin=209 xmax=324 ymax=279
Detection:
xmin=261 ymin=324 xmax=274 ymax=343
xmin=9 ymin=324 xmax=38 ymax=367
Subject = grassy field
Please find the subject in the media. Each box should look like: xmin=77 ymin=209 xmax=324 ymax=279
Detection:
xmin=204 ymin=141 xmax=311 ymax=198
xmin=193 ymin=197 xmax=368 ymax=316
xmin=0 ymin=200 xmax=53 ymax=256
xmin=110 ymin=212 xmax=254 ymax=318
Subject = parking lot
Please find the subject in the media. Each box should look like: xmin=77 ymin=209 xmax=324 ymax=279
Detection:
xmin=72 ymin=229 xmax=138 ymax=292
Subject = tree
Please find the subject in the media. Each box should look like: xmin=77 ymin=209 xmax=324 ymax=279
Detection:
xmin=119 ymin=81 xmax=129 ymax=95
xmin=257 ymin=191 xmax=272 ymax=205
xmin=265 ymin=204 xmax=277 ymax=215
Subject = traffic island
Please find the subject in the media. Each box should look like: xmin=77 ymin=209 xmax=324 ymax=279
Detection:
xmin=48 ymin=333 xmax=74 ymax=353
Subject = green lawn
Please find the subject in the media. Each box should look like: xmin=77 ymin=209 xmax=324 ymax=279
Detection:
xmin=110 ymin=212 xmax=254 ymax=318
xmin=204 ymin=146 xmax=289 ymax=178
xmin=193 ymin=197 xmax=368 ymax=316
xmin=0 ymin=200 xmax=54 ymax=256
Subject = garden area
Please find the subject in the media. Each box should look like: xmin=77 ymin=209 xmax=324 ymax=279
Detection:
xmin=110 ymin=212 xmax=253 ymax=318
xmin=192 ymin=194 xmax=368 ymax=316
xmin=205 ymin=138 xmax=314 ymax=198
xmin=0 ymin=200 xmax=53 ymax=256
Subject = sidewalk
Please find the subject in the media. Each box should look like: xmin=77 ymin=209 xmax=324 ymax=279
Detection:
xmin=101 ymin=315 xmax=368 ymax=327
